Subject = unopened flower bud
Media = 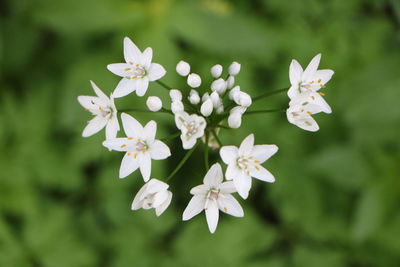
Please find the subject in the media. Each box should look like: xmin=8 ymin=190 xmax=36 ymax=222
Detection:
xmin=146 ymin=96 xmax=162 ymax=112
xmin=228 ymin=62 xmax=241 ymax=76
xmin=216 ymin=105 xmax=224 ymax=114
xmin=187 ymin=73 xmax=202 ymax=88
xmin=200 ymin=98 xmax=213 ymax=117
xmin=176 ymin=61 xmax=190 ymax=76
xmin=171 ymin=100 xmax=184 ymax=114
xmin=169 ymin=89 xmax=182 ymax=101
xmin=202 ymin=92 xmax=210 ymax=102
xmin=188 ymin=90 xmax=200 ymax=104
xmin=229 ymin=85 xmax=241 ymax=100
xmin=228 ymin=112 xmax=242 ymax=128
xmin=226 ymin=76 xmax=235 ymax=89
xmin=210 ymin=91 xmax=221 ymax=108
xmin=211 ymin=78 xmax=227 ymax=94
xmin=211 ymin=64 xmax=223 ymax=78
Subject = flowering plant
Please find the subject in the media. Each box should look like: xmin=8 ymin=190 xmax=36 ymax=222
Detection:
xmin=78 ymin=37 xmax=334 ymax=233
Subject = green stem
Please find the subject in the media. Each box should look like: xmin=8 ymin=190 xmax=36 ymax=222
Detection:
xmin=166 ymin=143 xmax=198 ymax=181
xmin=244 ymin=108 xmax=286 ymax=115
xmin=211 ymin=129 xmax=222 ymax=147
xmin=204 ymin=132 xmax=209 ymax=171
xmin=252 ymin=88 xmax=288 ymax=102
xmin=156 ymin=80 xmax=172 ymax=91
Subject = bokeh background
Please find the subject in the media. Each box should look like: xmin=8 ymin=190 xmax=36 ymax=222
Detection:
xmin=1 ymin=0 xmax=400 ymax=266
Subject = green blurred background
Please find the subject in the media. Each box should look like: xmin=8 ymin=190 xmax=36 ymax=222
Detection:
xmin=1 ymin=0 xmax=400 ymax=266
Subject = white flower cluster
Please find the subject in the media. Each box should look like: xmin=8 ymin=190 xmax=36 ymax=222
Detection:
xmin=286 ymin=54 xmax=334 ymax=132
xmin=77 ymin=36 xmax=335 ymax=233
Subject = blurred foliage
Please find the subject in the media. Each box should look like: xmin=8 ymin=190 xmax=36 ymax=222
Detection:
xmin=1 ymin=0 xmax=400 ymax=266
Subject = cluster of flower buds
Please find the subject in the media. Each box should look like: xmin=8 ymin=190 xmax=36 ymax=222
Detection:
xmin=78 ymin=36 xmax=335 ymax=233
xmin=286 ymin=54 xmax=334 ymax=131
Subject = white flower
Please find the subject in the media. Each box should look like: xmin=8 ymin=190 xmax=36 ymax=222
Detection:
xmin=146 ymin=96 xmax=162 ymax=112
xmin=169 ymin=89 xmax=182 ymax=101
xmin=103 ymin=113 xmax=171 ymax=181
xmin=211 ymin=64 xmax=223 ymax=78
xmin=228 ymin=62 xmax=241 ymax=76
xmin=200 ymin=98 xmax=213 ymax=117
xmin=131 ymin=179 xmax=172 ymax=216
xmin=211 ymin=78 xmax=227 ymax=94
xmin=176 ymin=60 xmax=191 ymax=76
xmin=182 ymin=163 xmax=244 ymax=234
xmin=171 ymin=100 xmax=184 ymax=114
xmin=210 ymin=91 xmax=221 ymax=108
xmin=220 ymin=134 xmax=278 ymax=199
xmin=187 ymin=73 xmax=202 ymax=88
xmin=188 ymin=90 xmax=200 ymax=105
xmin=175 ymin=112 xmax=206 ymax=149
xmin=77 ymin=81 xmax=120 ymax=139
xmin=107 ymin=37 xmax=166 ymax=98
xmin=288 ymin=54 xmax=334 ymax=100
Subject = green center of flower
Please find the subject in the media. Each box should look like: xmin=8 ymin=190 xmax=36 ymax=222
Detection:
xmin=127 ymin=63 xmax=146 ymax=79
xmin=184 ymin=121 xmax=198 ymax=137
xmin=237 ymin=156 xmax=260 ymax=172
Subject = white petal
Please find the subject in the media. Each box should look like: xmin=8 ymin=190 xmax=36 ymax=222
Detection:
xmin=302 ymin=53 xmax=321 ymax=81
xmin=82 ymin=116 xmax=107 ymax=137
xmin=219 ymin=146 xmax=238 ymax=164
xmin=153 ymin=190 xmax=169 ymax=207
xmin=102 ymin=138 xmax=132 ymax=152
xmin=205 ymin=200 xmax=219 ymax=233
xmin=217 ymin=194 xmax=244 ymax=217
xmin=308 ymin=92 xmax=332 ymax=114
xmin=90 ymin=80 xmax=108 ymax=100
xmin=77 ymin=96 xmax=98 ymax=110
xmin=203 ymin=163 xmax=223 ymax=188
xmin=181 ymin=135 xmax=197 ymax=150
xmin=148 ymin=63 xmax=166 ymax=82
xmin=146 ymin=179 xmax=169 ymax=194
xmin=131 ymin=184 xmax=147 ymax=210
xmin=141 ymin=47 xmax=153 ymax=69
xmin=313 ymin=69 xmax=334 ymax=86
xmin=233 ymin=172 xmax=252 ymax=199
xmin=149 ymin=140 xmax=171 ymax=160
xmin=119 ymin=152 xmax=139 ymax=179
xmin=139 ymin=152 xmax=152 ymax=182
xmin=107 ymin=63 xmax=131 ymax=77
xmin=182 ymin=195 xmax=206 ymax=221
xmin=291 ymin=115 xmax=320 ymax=132
xmin=287 ymin=84 xmax=300 ymax=100
xmin=121 ymin=113 xmax=143 ymax=137
xmin=113 ymin=78 xmax=137 ymax=98
xmin=174 ymin=112 xmax=189 ymax=130
xmin=219 ymin=181 xmax=237 ymax=194
xmin=251 ymin=165 xmax=275 ymax=182
xmin=190 ymin=184 xmax=209 ymax=195
xmin=135 ymin=77 xmax=149 ymax=97
xmin=124 ymin=37 xmax=142 ymax=63
xmin=250 ymin=145 xmax=278 ymax=163
xmin=105 ymin=117 xmax=120 ymax=140
xmin=238 ymin=134 xmax=254 ymax=156
xmin=143 ymin=120 xmax=157 ymax=143
xmin=155 ymin=191 xmax=172 ymax=216
xmin=225 ymin=163 xmax=240 ymax=181
xmin=289 ymin=59 xmax=303 ymax=85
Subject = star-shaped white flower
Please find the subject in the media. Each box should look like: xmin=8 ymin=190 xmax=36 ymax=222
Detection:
xmin=131 ymin=179 xmax=172 ymax=216
xmin=103 ymin=113 xmax=171 ymax=181
xmin=182 ymin=163 xmax=244 ymax=233
xmin=288 ymin=54 xmax=334 ymax=100
xmin=175 ymin=112 xmax=207 ymax=149
xmin=107 ymin=37 xmax=166 ymax=98
xmin=220 ymin=134 xmax=278 ymax=199
xmin=77 ymin=81 xmax=120 ymax=139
